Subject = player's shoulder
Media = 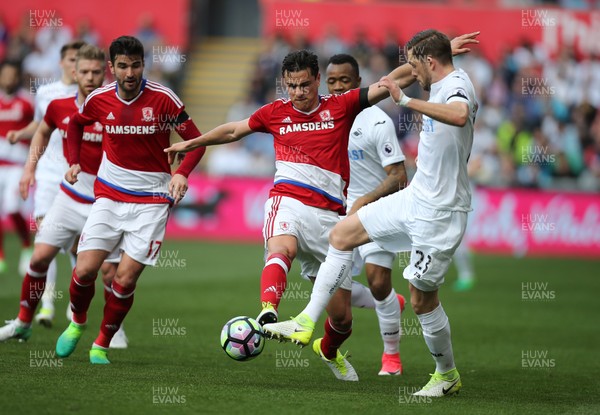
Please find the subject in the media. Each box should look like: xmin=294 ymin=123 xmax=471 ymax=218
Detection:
xmin=358 ymin=105 xmax=393 ymax=125
xmin=84 ymin=82 xmax=115 ymax=104
xmin=257 ymin=97 xmax=290 ymax=115
xmin=444 ymin=68 xmax=474 ymax=89
xmin=47 ymin=94 xmax=76 ymax=110
xmin=145 ymin=80 xmax=183 ymax=107
xmin=442 ymin=69 xmax=476 ymax=100
xmin=322 ymin=88 xmax=359 ymax=103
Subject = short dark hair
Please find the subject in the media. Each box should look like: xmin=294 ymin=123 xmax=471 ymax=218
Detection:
xmin=281 ymin=50 xmax=319 ymax=78
xmin=406 ymin=29 xmax=452 ymax=65
xmin=109 ymin=36 xmax=144 ymax=64
xmin=328 ymin=54 xmax=360 ymax=77
xmin=60 ymin=41 xmax=87 ymax=59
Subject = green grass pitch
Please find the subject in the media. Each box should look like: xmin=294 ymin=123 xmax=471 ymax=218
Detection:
xmin=0 ymin=234 xmax=598 ymax=415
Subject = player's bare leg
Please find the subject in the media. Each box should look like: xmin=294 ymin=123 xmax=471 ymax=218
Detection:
xmin=257 ymin=234 xmax=296 ymax=326
xmin=410 ymin=284 xmax=461 ymax=397
xmin=89 ymin=253 xmax=145 ymax=364
xmin=56 ymin=249 xmax=108 ymax=358
xmin=263 ymin=214 xmax=369 ymax=345
xmin=0 ymin=243 xmax=60 ymax=341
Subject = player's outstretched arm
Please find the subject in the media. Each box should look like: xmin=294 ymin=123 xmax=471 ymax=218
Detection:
xmin=366 ymin=31 xmax=480 ymax=106
xmin=7 ymin=120 xmax=40 ymax=144
xmin=165 ymin=118 xmax=253 ymax=164
xmin=19 ymin=121 xmax=53 ymax=200
xmin=378 ymin=76 xmax=469 ymax=127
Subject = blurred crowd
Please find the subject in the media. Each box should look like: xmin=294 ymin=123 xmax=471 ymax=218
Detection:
xmin=2 ymin=11 xmax=599 ymax=192
xmin=213 ymin=32 xmax=600 ymax=193
xmin=0 ymin=13 xmax=184 ymax=94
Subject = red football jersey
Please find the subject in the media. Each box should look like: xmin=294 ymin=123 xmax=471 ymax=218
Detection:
xmin=44 ymin=95 xmax=103 ymax=176
xmin=248 ymin=88 xmax=368 ymax=214
xmin=69 ymin=79 xmax=204 ymax=204
xmin=0 ymin=90 xmax=33 ymax=165
xmin=44 ymin=94 xmax=104 ymax=203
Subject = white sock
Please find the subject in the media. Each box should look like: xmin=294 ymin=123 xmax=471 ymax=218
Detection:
xmin=453 ymin=243 xmax=474 ymax=281
xmin=351 ymin=281 xmax=375 ymax=309
xmin=375 ymin=289 xmax=401 ymax=354
xmin=302 ymin=246 xmax=353 ymax=323
xmin=417 ymin=303 xmax=455 ymax=373
xmin=40 ymin=259 xmax=57 ymax=310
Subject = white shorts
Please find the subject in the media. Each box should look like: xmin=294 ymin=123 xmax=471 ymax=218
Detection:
xmin=33 ymin=173 xmax=63 ymax=219
xmin=0 ymin=165 xmax=25 ymax=214
xmin=357 ymin=187 xmax=467 ymax=291
xmin=35 ymin=190 xmax=92 ymax=251
xmin=78 ymin=198 xmax=170 ymax=266
xmin=263 ymin=195 xmax=350 ymax=290
xmin=351 ymin=242 xmax=397 ymax=278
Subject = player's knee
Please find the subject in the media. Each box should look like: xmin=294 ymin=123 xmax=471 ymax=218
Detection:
xmin=329 ymin=226 xmax=352 ymax=251
xmin=369 ymin=276 xmax=390 ymax=300
xmin=29 ymin=254 xmax=52 ymax=271
xmin=330 ymin=315 xmax=353 ymax=332
xmin=74 ymin=264 xmax=98 ymax=282
xmin=268 ymin=245 xmax=296 ymax=261
xmin=113 ymin=272 xmax=138 ymax=290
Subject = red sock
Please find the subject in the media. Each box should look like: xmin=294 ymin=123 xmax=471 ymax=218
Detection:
xmin=17 ymin=264 xmax=48 ymax=323
xmin=10 ymin=213 xmax=32 ymax=248
xmin=103 ymin=284 xmax=112 ymax=303
xmin=94 ymin=280 xmax=134 ymax=348
xmin=321 ymin=318 xmax=352 ymax=360
xmin=260 ymin=253 xmax=291 ymax=309
xmin=69 ymin=269 xmax=96 ymax=324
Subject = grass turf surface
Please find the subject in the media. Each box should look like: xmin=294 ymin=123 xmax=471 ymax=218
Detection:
xmin=0 ymin=235 xmax=599 ymax=415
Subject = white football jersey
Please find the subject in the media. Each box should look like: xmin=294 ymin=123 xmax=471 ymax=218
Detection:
xmin=347 ymin=105 xmax=405 ymax=210
xmin=411 ymin=68 xmax=478 ymax=212
xmin=34 ymin=81 xmax=76 ymax=176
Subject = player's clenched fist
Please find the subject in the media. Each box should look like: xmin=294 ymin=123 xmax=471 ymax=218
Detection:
xmin=65 ymin=164 xmax=81 ymax=185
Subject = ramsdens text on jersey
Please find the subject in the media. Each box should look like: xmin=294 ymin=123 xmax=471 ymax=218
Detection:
xmin=105 ymin=125 xmax=156 ymax=134
xmin=279 ymin=121 xmax=334 ymax=135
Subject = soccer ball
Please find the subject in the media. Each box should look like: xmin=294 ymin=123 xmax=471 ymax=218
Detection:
xmin=220 ymin=316 xmax=265 ymax=361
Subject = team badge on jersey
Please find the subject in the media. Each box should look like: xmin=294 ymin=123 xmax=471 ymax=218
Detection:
xmin=142 ymin=107 xmax=154 ymax=122
xmin=93 ymin=122 xmax=103 ymax=132
xmin=278 ymin=221 xmax=290 ymax=231
xmin=319 ymin=110 xmax=332 ymax=122
xmin=352 ymin=128 xmax=362 ymax=138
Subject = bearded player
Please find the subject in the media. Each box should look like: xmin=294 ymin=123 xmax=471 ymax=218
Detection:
xmin=55 ymin=36 xmax=205 ymax=364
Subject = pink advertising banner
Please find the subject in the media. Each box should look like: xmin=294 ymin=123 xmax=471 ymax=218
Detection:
xmin=166 ymin=174 xmax=271 ymax=242
xmin=466 ymin=187 xmax=600 ymax=258
xmin=167 ymin=175 xmax=600 ymax=258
